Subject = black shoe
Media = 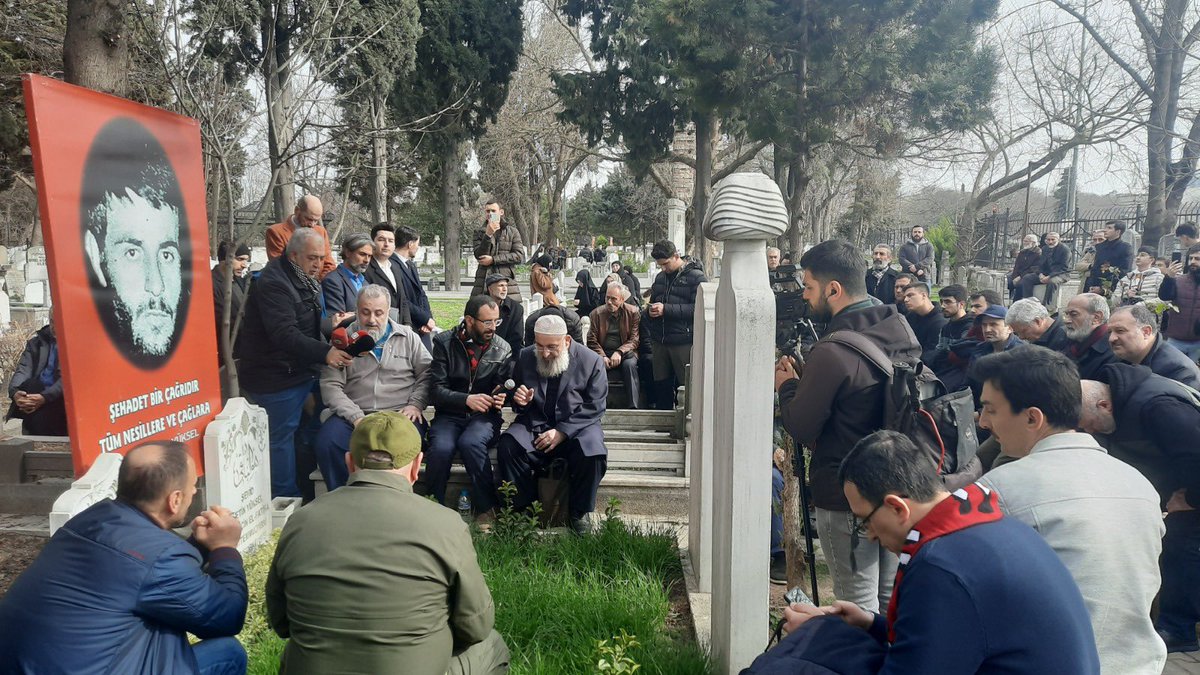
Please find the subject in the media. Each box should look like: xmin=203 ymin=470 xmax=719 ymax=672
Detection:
xmin=1158 ymin=628 xmax=1200 ymax=653
xmin=570 ymin=517 xmax=591 ymax=536
xmin=770 ymin=555 xmax=787 ymax=585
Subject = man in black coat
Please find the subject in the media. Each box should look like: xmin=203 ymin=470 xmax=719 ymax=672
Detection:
xmin=7 ymin=322 xmax=67 ymax=435
xmin=485 ymin=273 xmax=524 ymax=353
xmin=1060 ymin=293 xmax=1117 ymax=381
xmin=498 ymin=314 xmax=608 ymax=533
xmin=237 ymin=229 xmax=353 ymax=497
xmin=1108 ymin=304 xmax=1200 ymax=388
xmin=865 ymin=244 xmax=900 ymax=305
xmin=364 ymin=223 xmax=412 ymax=327
xmin=1021 ymin=231 xmax=1071 ymax=305
xmin=211 ymin=240 xmax=251 ymax=358
xmin=1006 ymin=298 xmax=1071 ymax=352
xmin=1081 ymin=365 xmax=1200 ymax=653
xmin=393 ymin=225 xmax=435 ymax=349
xmin=645 ymin=240 xmax=707 ymax=409
xmin=1086 ymin=220 xmax=1135 ymax=299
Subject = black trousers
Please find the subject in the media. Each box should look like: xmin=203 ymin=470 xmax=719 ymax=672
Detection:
xmin=7 ymin=377 xmax=68 ymax=436
xmin=497 ymin=434 xmax=607 ymax=520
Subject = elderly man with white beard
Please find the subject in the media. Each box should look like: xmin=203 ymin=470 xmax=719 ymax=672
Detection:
xmin=316 ymin=284 xmax=432 ymax=491
xmin=498 ymin=314 xmax=609 ymax=534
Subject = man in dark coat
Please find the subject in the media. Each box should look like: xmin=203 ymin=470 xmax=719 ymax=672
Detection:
xmin=1010 ymin=234 xmax=1042 ymax=301
xmin=1006 ymin=298 xmax=1071 ymax=352
xmin=485 ymin=273 xmax=524 ymax=353
xmin=471 ymin=201 xmax=524 ymax=299
xmin=6 ymin=322 xmax=67 ymax=435
xmin=1081 ymin=366 xmax=1200 ymax=653
xmin=865 ymin=244 xmax=900 ymax=305
xmin=898 ymin=225 xmax=935 ymax=281
xmin=0 ymin=442 xmax=248 ymax=674
xmin=1060 ymin=293 xmax=1117 ymax=381
xmin=1021 ymin=231 xmax=1072 ymax=305
xmin=1108 ymin=303 xmax=1200 ymax=388
xmin=365 ymin=223 xmax=412 ymax=327
xmin=1085 ymin=220 xmax=1135 ymax=299
xmin=211 ymin=240 xmax=251 ymax=356
xmin=394 ymin=225 xmax=435 ymax=349
xmin=645 ymin=239 xmax=707 ymax=409
xmin=498 ymin=314 xmax=608 ymax=533
xmin=321 ymin=232 xmax=373 ymax=320
xmin=237 ymin=228 xmax=353 ymax=497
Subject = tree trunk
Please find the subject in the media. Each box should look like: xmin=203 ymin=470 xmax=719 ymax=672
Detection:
xmin=692 ymin=113 xmax=715 ymax=263
xmin=369 ymin=93 xmax=389 ymax=224
xmin=780 ymin=436 xmax=808 ymax=588
xmin=63 ymin=0 xmax=129 ymax=97
xmin=262 ymin=6 xmax=297 ymax=223
xmin=955 ymin=203 xmax=981 ymax=267
xmin=442 ymin=140 xmax=465 ymax=290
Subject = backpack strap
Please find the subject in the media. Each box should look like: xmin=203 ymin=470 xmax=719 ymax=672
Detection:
xmin=823 ymin=331 xmax=895 ymax=377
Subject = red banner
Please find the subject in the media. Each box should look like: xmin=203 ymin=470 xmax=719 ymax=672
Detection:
xmin=22 ymin=75 xmax=220 ymax=476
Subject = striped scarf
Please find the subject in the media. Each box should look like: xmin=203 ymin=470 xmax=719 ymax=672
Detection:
xmin=288 ymin=258 xmax=322 ymax=300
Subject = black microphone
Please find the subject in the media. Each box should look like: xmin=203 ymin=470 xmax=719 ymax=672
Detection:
xmin=345 ymin=330 xmax=377 ymax=357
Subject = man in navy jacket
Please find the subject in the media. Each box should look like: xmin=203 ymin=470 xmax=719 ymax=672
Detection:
xmin=321 ymin=232 xmax=374 ymax=320
xmin=0 ymin=441 xmax=248 ymax=674
xmin=781 ymin=430 xmax=1100 ymax=674
xmin=393 ymin=225 xmax=436 ymax=349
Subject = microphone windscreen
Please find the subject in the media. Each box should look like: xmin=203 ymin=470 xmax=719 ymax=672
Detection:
xmin=346 ymin=331 xmax=377 ymax=357
xmin=504 ymin=379 xmax=516 ymax=391
xmin=331 ymin=327 xmax=350 ymax=350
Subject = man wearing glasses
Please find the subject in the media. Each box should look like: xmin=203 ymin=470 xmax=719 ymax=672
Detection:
xmin=425 ymin=295 xmax=513 ymax=526
xmin=780 ymin=430 xmax=1100 ymax=673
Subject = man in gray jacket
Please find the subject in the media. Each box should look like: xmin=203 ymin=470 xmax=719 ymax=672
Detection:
xmin=316 ymin=284 xmax=432 ymax=491
xmin=975 ymin=346 xmax=1166 ymax=674
xmin=898 ymin=225 xmax=935 ymax=282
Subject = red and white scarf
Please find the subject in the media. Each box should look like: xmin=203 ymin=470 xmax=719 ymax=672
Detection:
xmin=886 ymin=483 xmax=1002 ymax=643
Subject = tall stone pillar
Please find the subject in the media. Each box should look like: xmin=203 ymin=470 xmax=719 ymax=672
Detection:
xmin=705 ymin=173 xmax=787 ymax=673
xmin=688 ymin=281 xmax=718 ymax=592
xmin=667 ymin=198 xmax=687 ymax=253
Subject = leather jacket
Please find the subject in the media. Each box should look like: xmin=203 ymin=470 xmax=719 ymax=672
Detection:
xmin=428 ymin=325 xmax=513 ymax=415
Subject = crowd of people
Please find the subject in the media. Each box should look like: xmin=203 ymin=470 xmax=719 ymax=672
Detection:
xmin=6 ymin=197 xmax=1200 ymax=673
xmin=755 ymin=224 xmax=1200 ymax=673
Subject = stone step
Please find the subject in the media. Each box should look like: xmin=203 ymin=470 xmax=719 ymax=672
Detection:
xmin=0 ymin=478 xmax=72 ymax=515
xmin=431 ymin=469 xmax=689 ymax=519
xmin=23 ymin=450 xmax=73 ymax=479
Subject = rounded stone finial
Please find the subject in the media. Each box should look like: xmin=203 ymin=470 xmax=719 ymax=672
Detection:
xmin=703 ymin=172 xmax=788 ymax=241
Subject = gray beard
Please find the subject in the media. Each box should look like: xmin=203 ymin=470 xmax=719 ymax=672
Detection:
xmin=1064 ymin=323 xmax=1094 ymax=342
xmin=871 ymin=261 xmax=888 ymax=271
xmin=536 ymin=350 xmax=571 ymax=378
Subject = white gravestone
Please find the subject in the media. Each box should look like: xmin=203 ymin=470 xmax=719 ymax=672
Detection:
xmin=0 ymin=290 xmax=10 ymax=328
xmin=23 ymin=281 xmax=45 ymax=306
xmin=203 ymin=398 xmax=273 ymax=554
xmin=688 ymin=281 xmax=717 ymax=593
xmin=50 ymin=452 xmax=122 ymax=534
xmin=667 ymin=198 xmax=687 ymax=253
xmin=705 ymin=173 xmax=786 ymax=673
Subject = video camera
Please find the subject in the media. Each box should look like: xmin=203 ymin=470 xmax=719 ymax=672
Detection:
xmin=771 ymin=264 xmax=822 ymax=358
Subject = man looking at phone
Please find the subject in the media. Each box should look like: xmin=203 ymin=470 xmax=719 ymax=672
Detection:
xmin=471 ymin=201 xmax=524 ymax=299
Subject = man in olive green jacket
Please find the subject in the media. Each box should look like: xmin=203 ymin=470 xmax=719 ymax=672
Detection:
xmin=266 ymin=412 xmax=509 ymax=675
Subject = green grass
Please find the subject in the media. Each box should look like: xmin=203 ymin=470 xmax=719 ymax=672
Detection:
xmin=429 ymin=296 xmax=470 ymax=330
xmin=239 ymin=519 xmax=711 ymax=675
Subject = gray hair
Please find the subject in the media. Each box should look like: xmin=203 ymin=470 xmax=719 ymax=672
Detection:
xmin=341 ymin=232 xmax=372 ymax=254
xmin=606 ymin=283 xmax=631 ymax=300
xmin=1112 ymin=303 xmax=1159 ymax=334
xmin=872 ymin=243 xmax=892 ymax=253
xmin=1006 ymin=298 xmax=1049 ymax=327
xmin=356 ymin=284 xmax=392 ymax=306
xmin=1074 ymin=293 xmax=1111 ymax=322
xmin=286 ymin=227 xmax=325 ymax=255
xmin=766 ymin=247 xmax=781 ymax=256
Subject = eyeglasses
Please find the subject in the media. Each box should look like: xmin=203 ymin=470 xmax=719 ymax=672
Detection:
xmin=852 ymin=503 xmax=886 ymax=536
xmin=472 ymin=318 xmax=502 ymax=327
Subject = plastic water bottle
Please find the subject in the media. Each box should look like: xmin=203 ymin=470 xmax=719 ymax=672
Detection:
xmin=457 ymin=490 xmax=472 ymax=522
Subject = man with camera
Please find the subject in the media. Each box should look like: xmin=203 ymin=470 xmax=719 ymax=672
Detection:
xmin=774 ymin=240 xmax=921 ymax=614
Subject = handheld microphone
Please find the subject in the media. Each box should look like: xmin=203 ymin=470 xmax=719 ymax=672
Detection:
xmin=331 ymin=327 xmax=350 ymax=351
xmin=345 ymin=330 xmax=377 ymax=357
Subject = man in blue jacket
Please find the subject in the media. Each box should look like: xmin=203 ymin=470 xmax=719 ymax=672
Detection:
xmin=0 ymin=441 xmax=249 ymax=674
xmin=321 ymin=232 xmax=374 ymax=320
xmin=394 ymin=225 xmax=436 ymax=349
xmin=781 ymin=430 xmax=1100 ymax=674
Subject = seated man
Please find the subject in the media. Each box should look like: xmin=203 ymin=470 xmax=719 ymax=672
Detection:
xmin=426 ymin=295 xmax=512 ymax=522
xmin=485 ymin=273 xmax=524 ymax=353
xmin=499 ymin=315 xmax=608 ymax=534
xmin=1021 ymin=231 xmax=1070 ymax=305
xmin=586 ymin=283 xmax=642 ymax=408
xmin=317 ymin=284 xmax=432 ymax=491
xmin=267 ymin=412 xmax=509 ymax=675
xmin=782 ymin=430 xmax=1100 ymax=673
xmin=899 ymin=282 xmax=946 ymax=363
xmin=0 ymin=441 xmax=248 ymax=674
xmin=975 ymin=346 xmax=1166 ymax=674
xmin=6 ymin=322 xmax=68 ymax=435
xmin=1061 ymin=293 xmax=1118 ymax=380
xmin=1005 ymin=298 xmax=1070 ymax=352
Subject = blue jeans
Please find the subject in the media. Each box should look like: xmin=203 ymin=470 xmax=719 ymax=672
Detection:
xmin=1157 ymin=511 xmax=1200 ymax=640
xmin=193 ymin=636 xmax=247 ymax=675
xmin=1167 ymin=338 xmax=1200 ymax=363
xmin=771 ymin=467 xmax=784 ymax=558
xmin=316 ymin=414 xmax=428 ymax=491
xmin=244 ymin=380 xmax=314 ymax=498
xmin=426 ymin=414 xmax=499 ymax=511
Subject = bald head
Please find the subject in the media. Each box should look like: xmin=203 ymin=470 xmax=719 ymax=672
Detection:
xmin=1078 ymin=380 xmax=1116 ymax=435
xmin=117 ymin=441 xmax=197 ymax=527
xmin=295 ymin=195 xmax=324 ymax=227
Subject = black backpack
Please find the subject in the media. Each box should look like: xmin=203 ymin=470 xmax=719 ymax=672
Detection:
xmin=825 ymin=331 xmax=982 ymax=490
